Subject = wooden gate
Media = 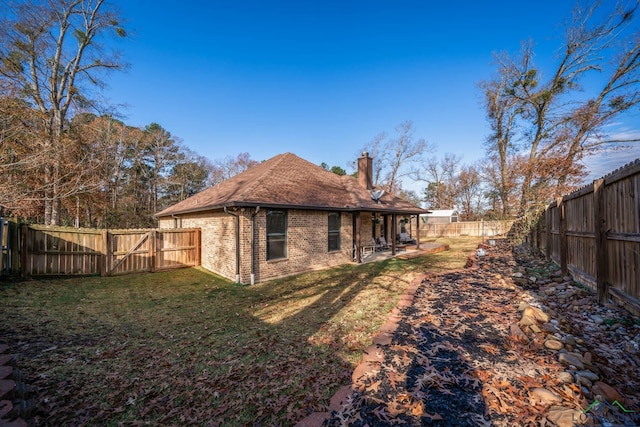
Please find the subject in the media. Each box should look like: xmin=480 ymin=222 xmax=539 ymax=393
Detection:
xmin=106 ymin=229 xmax=201 ymax=276
xmin=107 ymin=230 xmax=153 ymax=275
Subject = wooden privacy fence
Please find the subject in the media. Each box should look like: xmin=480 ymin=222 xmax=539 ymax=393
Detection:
xmin=19 ymin=226 xmax=201 ymax=277
xmin=418 ymin=220 xmax=513 ymax=239
xmin=528 ymin=159 xmax=640 ymax=315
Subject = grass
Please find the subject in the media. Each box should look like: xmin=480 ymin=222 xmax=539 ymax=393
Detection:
xmin=0 ymin=236 xmax=482 ymax=426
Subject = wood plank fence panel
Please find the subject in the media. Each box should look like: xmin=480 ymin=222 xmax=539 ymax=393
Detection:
xmin=565 ymin=191 xmax=596 ymax=286
xmin=532 ymin=159 xmax=640 ymax=315
xmin=549 ymin=202 xmax=560 ymax=262
xmin=156 ymin=229 xmax=200 ymax=271
xmin=605 ymin=174 xmax=640 ymax=303
xmin=17 ymin=226 xmax=200 ymax=277
xmin=24 ymin=226 xmax=103 ymax=276
xmin=418 ymin=220 xmax=513 ymax=239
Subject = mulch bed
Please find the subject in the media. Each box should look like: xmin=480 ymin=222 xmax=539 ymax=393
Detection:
xmin=324 ymin=239 xmax=640 ymax=426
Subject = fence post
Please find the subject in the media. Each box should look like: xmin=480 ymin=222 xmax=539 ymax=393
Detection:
xmin=20 ymin=225 xmax=28 ymax=279
xmin=594 ymin=179 xmax=610 ymax=303
xmin=196 ymin=228 xmax=202 ymax=266
xmin=557 ymin=197 xmax=568 ymax=275
xmin=100 ymin=230 xmax=108 ymax=276
xmin=538 ymin=217 xmax=543 ymax=251
xmin=545 ymin=206 xmax=552 ymax=261
xmin=150 ymin=229 xmax=157 ymax=272
xmin=0 ymin=218 xmax=4 ymax=274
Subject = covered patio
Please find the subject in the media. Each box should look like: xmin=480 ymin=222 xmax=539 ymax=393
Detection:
xmin=359 ymin=241 xmax=449 ymax=263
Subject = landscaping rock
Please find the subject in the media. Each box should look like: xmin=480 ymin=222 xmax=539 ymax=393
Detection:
xmin=557 ymin=372 xmax=574 ymax=384
xmin=558 ymin=353 xmax=585 ymax=370
xmin=592 ymin=381 xmax=623 ymax=403
xmin=576 ymin=370 xmax=599 ymax=382
xmin=544 ymin=339 xmax=564 ymax=350
xmin=510 ymin=323 xmax=529 ymax=344
xmin=576 ymin=374 xmax=593 ymax=388
xmin=523 ymin=305 xmax=550 ymax=323
xmin=530 ymin=388 xmax=562 ymax=405
xmin=547 ymin=406 xmax=583 ymax=427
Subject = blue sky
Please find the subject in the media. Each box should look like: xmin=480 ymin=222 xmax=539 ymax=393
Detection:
xmin=105 ymin=1 xmax=640 ymax=187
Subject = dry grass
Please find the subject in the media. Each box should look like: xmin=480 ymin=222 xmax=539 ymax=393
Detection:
xmin=0 ymin=236 xmax=482 ymax=425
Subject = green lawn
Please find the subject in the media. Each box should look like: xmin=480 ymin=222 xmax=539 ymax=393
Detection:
xmin=0 ymin=236 xmax=482 ymax=426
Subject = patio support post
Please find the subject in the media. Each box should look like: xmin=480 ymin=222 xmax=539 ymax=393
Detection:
xmin=354 ymin=212 xmax=362 ymax=263
xmin=391 ymin=214 xmax=397 ymax=255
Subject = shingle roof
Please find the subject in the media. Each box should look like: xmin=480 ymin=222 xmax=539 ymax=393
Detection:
xmin=156 ymin=152 xmax=427 ymax=217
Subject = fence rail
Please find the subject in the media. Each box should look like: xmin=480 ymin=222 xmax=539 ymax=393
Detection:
xmin=3 ymin=225 xmax=201 ymax=277
xmin=528 ymin=159 xmax=640 ymax=315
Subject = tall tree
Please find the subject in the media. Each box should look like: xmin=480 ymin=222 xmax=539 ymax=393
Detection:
xmin=0 ymin=96 xmax=47 ymax=218
xmin=69 ymin=114 xmax=143 ymax=227
xmin=480 ymin=154 xmax=519 ymax=218
xmin=0 ymin=0 xmax=127 ymax=224
xmin=455 ymin=164 xmax=484 ymax=220
xmin=480 ymin=64 xmax=521 ymax=217
xmin=482 ymin=0 xmax=640 ymax=221
xmin=163 ymin=149 xmax=210 ymax=205
xmin=142 ymin=123 xmax=181 ymax=214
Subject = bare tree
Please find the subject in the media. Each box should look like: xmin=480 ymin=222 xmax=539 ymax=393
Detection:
xmin=360 ymin=121 xmax=434 ymax=194
xmin=455 ymin=164 xmax=484 ymax=220
xmin=71 ymin=114 xmax=145 ymax=227
xmin=208 ymin=152 xmax=259 ymax=186
xmin=419 ymin=153 xmax=460 ymax=209
xmin=480 ymin=154 xmax=520 ymax=218
xmin=0 ymin=96 xmax=48 ymax=217
xmin=0 ymin=0 xmax=127 ymax=224
xmin=479 ymin=62 xmax=522 ymax=217
xmin=482 ymin=0 xmax=640 ymax=219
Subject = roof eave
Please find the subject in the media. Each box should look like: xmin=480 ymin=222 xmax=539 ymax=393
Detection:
xmin=157 ymin=202 xmax=428 ymax=218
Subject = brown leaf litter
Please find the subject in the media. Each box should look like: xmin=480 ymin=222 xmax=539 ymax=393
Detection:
xmin=324 ymin=239 xmax=640 ymax=426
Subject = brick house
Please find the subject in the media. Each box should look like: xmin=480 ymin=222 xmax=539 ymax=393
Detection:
xmin=156 ymin=152 xmax=427 ymax=284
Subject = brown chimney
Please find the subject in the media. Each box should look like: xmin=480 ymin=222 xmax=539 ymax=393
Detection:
xmin=358 ymin=151 xmax=373 ymax=190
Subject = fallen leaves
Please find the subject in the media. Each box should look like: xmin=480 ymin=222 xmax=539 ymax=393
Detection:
xmin=327 ymin=240 xmax=631 ymax=426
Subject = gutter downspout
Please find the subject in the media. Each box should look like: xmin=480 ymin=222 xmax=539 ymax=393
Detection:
xmin=224 ymin=207 xmax=240 ymax=283
xmin=250 ymin=206 xmax=260 ymax=285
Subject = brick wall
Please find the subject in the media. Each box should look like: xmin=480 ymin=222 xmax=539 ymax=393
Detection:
xmin=160 ymin=209 xmax=355 ymax=284
xmin=251 ymin=209 xmax=353 ymax=283
xmin=159 ymin=211 xmax=237 ymax=280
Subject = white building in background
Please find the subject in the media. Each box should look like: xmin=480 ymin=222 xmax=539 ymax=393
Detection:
xmin=420 ymin=209 xmax=458 ymax=224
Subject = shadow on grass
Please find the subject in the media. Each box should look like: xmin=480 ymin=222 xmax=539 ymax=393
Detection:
xmin=0 ymin=257 xmax=421 ymax=425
